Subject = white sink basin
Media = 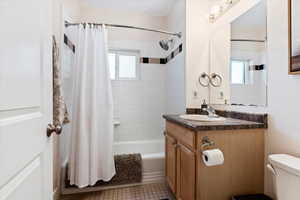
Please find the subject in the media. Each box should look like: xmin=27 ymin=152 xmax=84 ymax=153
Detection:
xmin=179 ymin=114 xmax=226 ymax=122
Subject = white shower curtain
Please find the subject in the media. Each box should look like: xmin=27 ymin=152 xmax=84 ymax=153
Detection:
xmin=68 ymin=24 xmax=115 ymax=188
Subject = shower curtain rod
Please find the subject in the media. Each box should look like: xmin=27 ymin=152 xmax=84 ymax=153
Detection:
xmin=65 ymin=21 xmax=182 ymax=38
xmin=231 ymin=39 xmax=266 ymax=43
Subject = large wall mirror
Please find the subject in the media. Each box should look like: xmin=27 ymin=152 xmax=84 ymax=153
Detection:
xmin=209 ymin=0 xmax=268 ymax=107
xmin=289 ymin=0 xmax=300 ymax=74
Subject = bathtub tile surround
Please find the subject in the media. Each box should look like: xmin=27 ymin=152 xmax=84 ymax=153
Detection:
xmin=186 ymin=108 xmax=268 ymax=126
xmin=60 ymin=183 xmax=173 ymax=200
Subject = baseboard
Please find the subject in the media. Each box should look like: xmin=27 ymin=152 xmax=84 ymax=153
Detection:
xmin=53 ymin=188 xmax=60 ymax=200
xmin=142 ymin=171 xmax=165 ymax=184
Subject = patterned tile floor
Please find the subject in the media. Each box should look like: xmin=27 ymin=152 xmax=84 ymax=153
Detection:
xmin=60 ymin=183 xmax=173 ymax=200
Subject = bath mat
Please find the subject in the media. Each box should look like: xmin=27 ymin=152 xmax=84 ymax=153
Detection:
xmin=65 ymin=153 xmax=142 ymax=188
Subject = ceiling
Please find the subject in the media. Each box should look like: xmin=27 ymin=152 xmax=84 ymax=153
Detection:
xmin=82 ymin=0 xmax=177 ymax=16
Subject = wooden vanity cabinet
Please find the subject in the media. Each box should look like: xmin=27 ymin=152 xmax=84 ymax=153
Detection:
xmin=176 ymin=144 xmax=196 ymax=200
xmin=165 ymin=122 xmax=196 ymax=200
xmin=165 ymin=134 xmax=177 ymax=193
xmin=165 ymin=121 xmax=265 ymax=200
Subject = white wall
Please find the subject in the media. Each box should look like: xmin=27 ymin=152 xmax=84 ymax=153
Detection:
xmin=209 ymin=24 xmax=231 ymax=104
xmin=53 ymin=0 xmax=81 ymax=41
xmin=165 ymin=0 xmax=186 ymax=114
xmin=230 ymin=21 xmax=267 ymax=106
xmin=185 ymin=0 xmax=211 ymax=108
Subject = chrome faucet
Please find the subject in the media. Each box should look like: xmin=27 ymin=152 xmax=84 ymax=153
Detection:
xmin=207 ymin=106 xmax=216 ymax=116
xmin=203 ymin=106 xmax=218 ymax=118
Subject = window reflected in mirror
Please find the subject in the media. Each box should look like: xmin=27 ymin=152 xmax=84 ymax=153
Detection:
xmin=230 ymin=60 xmax=249 ymax=84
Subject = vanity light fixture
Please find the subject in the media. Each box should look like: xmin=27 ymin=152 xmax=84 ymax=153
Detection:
xmin=209 ymin=0 xmax=240 ymax=23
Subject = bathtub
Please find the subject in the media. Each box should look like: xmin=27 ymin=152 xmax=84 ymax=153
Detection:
xmin=61 ymin=139 xmax=165 ymax=195
xmin=114 ymin=140 xmax=165 ymax=184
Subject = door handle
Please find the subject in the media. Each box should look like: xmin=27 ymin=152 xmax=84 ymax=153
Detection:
xmin=47 ymin=124 xmax=62 ymax=137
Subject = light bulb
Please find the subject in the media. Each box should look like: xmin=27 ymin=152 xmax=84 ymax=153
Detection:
xmin=211 ymin=5 xmax=221 ymax=15
xmin=224 ymin=0 xmax=233 ymax=4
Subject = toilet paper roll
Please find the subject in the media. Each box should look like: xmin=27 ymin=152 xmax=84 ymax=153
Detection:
xmin=202 ymin=149 xmax=224 ymax=167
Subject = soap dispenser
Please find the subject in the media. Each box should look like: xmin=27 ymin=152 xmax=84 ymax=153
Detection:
xmin=200 ymin=100 xmax=209 ymax=115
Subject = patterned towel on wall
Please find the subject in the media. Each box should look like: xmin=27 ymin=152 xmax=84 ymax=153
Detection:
xmin=53 ymin=36 xmax=69 ymax=125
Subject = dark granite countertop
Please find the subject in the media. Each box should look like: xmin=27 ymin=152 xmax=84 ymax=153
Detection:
xmin=163 ymin=114 xmax=267 ymax=131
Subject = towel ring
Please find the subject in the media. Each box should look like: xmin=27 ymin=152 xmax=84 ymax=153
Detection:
xmin=210 ymin=73 xmax=222 ymax=87
xmin=199 ymin=73 xmax=210 ymax=87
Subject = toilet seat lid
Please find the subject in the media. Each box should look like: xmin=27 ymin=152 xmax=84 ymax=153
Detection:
xmin=269 ymin=154 xmax=300 ymax=176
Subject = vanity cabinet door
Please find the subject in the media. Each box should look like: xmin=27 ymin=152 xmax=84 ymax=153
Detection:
xmin=166 ymin=134 xmax=177 ymax=194
xmin=176 ymin=144 xmax=196 ymax=200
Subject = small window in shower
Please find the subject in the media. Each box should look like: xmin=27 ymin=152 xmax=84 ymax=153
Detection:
xmin=109 ymin=49 xmax=140 ymax=80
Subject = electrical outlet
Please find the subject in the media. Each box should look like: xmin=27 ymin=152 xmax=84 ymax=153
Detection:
xmin=193 ymin=91 xmax=198 ymax=99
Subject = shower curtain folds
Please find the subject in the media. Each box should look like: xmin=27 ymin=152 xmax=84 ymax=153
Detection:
xmin=68 ymin=24 xmax=115 ymax=188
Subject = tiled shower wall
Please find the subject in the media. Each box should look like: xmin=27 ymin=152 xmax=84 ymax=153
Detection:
xmin=109 ymin=41 xmax=167 ymax=142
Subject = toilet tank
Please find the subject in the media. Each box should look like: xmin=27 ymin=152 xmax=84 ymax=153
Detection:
xmin=269 ymin=154 xmax=300 ymax=200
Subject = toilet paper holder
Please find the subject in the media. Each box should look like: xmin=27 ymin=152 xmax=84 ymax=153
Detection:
xmin=201 ymin=136 xmax=215 ymax=149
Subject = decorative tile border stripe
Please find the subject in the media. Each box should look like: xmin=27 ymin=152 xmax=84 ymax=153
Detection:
xmin=140 ymin=57 xmax=167 ymax=64
xmin=140 ymin=43 xmax=183 ymax=65
xmin=249 ymin=64 xmax=264 ymax=71
xmin=64 ymin=34 xmax=75 ymax=53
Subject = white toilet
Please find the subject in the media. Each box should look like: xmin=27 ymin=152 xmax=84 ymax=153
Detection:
xmin=268 ymin=154 xmax=300 ymax=200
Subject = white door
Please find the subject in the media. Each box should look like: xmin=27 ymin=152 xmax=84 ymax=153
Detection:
xmin=0 ymin=0 xmax=53 ymax=199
